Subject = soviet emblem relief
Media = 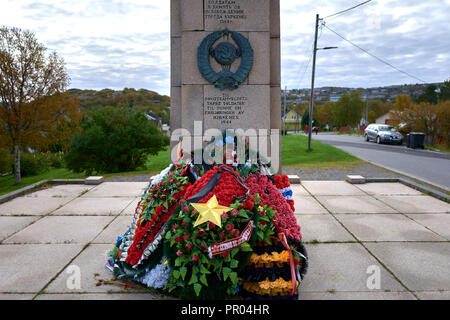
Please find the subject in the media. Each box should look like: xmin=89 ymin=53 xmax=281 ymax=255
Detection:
xmin=198 ymin=29 xmax=254 ymax=91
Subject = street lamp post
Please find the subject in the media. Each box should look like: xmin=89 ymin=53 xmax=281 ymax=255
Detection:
xmin=308 ymin=14 xmax=337 ymax=150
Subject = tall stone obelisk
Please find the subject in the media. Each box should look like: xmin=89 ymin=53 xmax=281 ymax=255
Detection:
xmin=170 ymin=0 xmax=281 ymax=170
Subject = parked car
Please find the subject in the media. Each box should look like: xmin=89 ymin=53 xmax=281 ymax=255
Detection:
xmin=364 ymin=124 xmax=403 ymax=145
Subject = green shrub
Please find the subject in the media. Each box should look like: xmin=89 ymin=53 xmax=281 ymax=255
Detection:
xmin=65 ymin=107 xmax=167 ymax=174
xmin=41 ymin=152 xmax=65 ymax=168
xmin=0 ymin=149 xmax=13 ymax=174
xmin=15 ymin=152 xmax=51 ymax=177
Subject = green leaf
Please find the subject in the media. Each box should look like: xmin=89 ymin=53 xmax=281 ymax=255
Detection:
xmin=188 ymin=272 xmax=198 ymax=285
xmin=193 ymin=283 xmax=202 ymax=297
xmin=199 ymin=274 xmax=208 ymax=286
xmin=230 ymin=259 xmax=239 ymax=268
xmin=231 ymin=248 xmax=239 ymax=258
xmin=174 ymin=257 xmax=181 ymax=267
xmin=222 ymin=267 xmax=232 ymax=281
xmin=238 ymin=210 xmax=249 ymax=219
xmin=172 ymin=270 xmax=180 ymax=279
xmin=257 ymin=230 xmax=264 ymax=241
xmin=229 ymin=272 xmax=238 ymax=286
xmin=240 ymin=242 xmax=253 ymax=252
xmin=180 ymin=267 xmax=187 ymax=280
xmin=165 ymin=231 xmax=172 ymax=240
xmin=200 ymin=264 xmax=211 ymax=275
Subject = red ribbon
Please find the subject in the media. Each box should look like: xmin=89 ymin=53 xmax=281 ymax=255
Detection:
xmin=278 ymin=231 xmax=297 ymax=296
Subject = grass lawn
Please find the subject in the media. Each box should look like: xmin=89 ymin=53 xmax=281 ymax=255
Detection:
xmin=0 ymin=168 xmax=87 ymax=197
xmin=282 ymin=134 xmax=361 ymax=167
xmin=0 ymin=137 xmax=360 ymax=196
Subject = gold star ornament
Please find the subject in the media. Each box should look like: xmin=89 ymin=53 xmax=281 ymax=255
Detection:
xmin=191 ymin=195 xmax=233 ymax=228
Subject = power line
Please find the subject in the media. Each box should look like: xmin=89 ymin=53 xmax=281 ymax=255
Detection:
xmin=322 ymin=22 xmax=427 ymax=83
xmin=297 ymin=24 xmax=324 ymax=88
xmin=323 ymin=0 xmax=373 ymax=20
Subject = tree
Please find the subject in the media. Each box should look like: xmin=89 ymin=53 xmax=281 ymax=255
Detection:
xmin=0 ymin=27 xmax=70 ymax=183
xmin=332 ymin=91 xmax=363 ymax=128
xmin=416 ymin=84 xmax=438 ymax=104
xmin=438 ymin=79 xmax=450 ymax=102
xmin=65 ymin=107 xmax=168 ymax=174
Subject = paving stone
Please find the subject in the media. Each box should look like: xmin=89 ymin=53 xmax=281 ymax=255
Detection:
xmin=45 ymin=244 xmax=142 ymax=294
xmin=293 ymin=196 xmax=328 ymax=215
xmin=291 ymin=184 xmax=310 ymax=196
xmin=335 ymin=214 xmax=446 ymax=242
xmin=299 ymin=291 xmax=416 ymax=300
xmin=4 ymin=216 xmax=114 ymax=244
xmin=300 ymin=243 xmax=404 ymax=292
xmin=0 ymin=197 xmax=72 ymax=216
xmin=295 ymin=215 xmax=354 ymax=242
xmin=0 ymin=244 xmax=83 ymax=293
xmin=0 ymin=216 xmax=38 ymax=241
xmin=365 ymin=242 xmax=450 ymax=291
xmin=377 ymin=195 xmax=450 ymax=213
xmin=52 ymin=197 xmax=135 ymax=216
xmin=414 ymin=291 xmax=450 ymax=300
xmin=84 ymin=182 xmax=148 ymax=198
xmin=406 ymin=214 xmax=450 ymax=240
xmin=356 ymin=183 xmax=423 ymax=196
xmin=316 ymin=196 xmax=398 ymax=214
xmin=35 ymin=292 xmax=164 ymax=300
xmin=302 ymin=181 xmax=366 ymax=196
xmin=0 ymin=294 xmax=35 ymax=300
xmin=121 ymin=198 xmax=141 ymax=216
xmin=93 ymin=216 xmax=133 ymax=244
xmin=24 ymin=185 xmax=94 ymax=198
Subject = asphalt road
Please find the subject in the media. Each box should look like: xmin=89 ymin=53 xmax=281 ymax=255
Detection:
xmin=311 ymin=133 xmax=450 ymax=190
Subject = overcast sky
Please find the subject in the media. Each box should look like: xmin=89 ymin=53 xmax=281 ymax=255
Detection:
xmin=1 ymin=0 xmax=449 ymax=95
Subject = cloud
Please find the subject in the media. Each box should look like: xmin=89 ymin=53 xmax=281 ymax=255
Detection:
xmin=0 ymin=0 xmax=449 ymax=94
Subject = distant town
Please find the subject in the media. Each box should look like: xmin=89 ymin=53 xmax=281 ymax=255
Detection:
xmin=282 ymin=82 xmax=443 ymax=105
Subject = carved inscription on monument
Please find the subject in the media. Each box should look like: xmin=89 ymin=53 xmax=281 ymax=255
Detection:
xmin=205 ymin=0 xmax=247 ymax=24
xmin=204 ymin=93 xmax=248 ymax=127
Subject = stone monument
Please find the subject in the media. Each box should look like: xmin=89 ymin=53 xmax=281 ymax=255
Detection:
xmin=170 ymin=0 xmax=281 ymax=171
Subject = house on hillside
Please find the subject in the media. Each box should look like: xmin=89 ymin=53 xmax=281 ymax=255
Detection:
xmin=375 ymin=111 xmax=394 ymax=125
xmin=146 ymin=111 xmax=162 ymax=127
xmin=282 ymin=109 xmax=301 ymax=131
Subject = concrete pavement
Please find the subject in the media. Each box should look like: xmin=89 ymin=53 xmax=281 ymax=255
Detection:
xmin=0 ymin=182 xmax=449 ymax=300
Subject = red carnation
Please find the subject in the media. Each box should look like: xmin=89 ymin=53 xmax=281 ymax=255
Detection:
xmin=161 ymin=195 xmax=166 ymax=201
xmin=221 ymin=212 xmax=229 ymax=220
xmin=192 ymin=254 xmax=199 ymax=262
xmin=183 ymin=234 xmax=189 ymax=241
xmin=183 ymin=206 xmax=190 ymax=212
xmin=232 ymin=209 xmax=239 ymax=217
xmin=155 ymin=205 xmax=164 ymax=215
xmin=176 ymin=250 xmax=183 ymax=257
xmin=197 ymin=229 xmax=206 ymax=237
xmin=172 ymin=223 xmax=179 ymax=231
xmin=221 ymin=251 xmax=229 ymax=258
xmin=220 ymin=232 xmax=227 ymax=239
xmin=181 ymin=219 xmax=188 ymax=227
xmin=200 ymin=243 xmax=207 ymax=251
xmin=169 ymin=171 xmax=174 ymax=177
xmin=231 ymin=229 xmax=240 ymax=236
xmin=185 ymin=243 xmax=192 ymax=250
xmin=174 ymin=236 xmax=182 ymax=243
xmin=208 ymin=222 xmax=216 ymax=229
xmin=225 ymin=223 xmax=233 ymax=231
xmin=154 ymin=186 xmax=159 ymax=192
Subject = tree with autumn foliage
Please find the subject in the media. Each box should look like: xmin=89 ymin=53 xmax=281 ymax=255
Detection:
xmin=0 ymin=26 xmax=77 ymax=183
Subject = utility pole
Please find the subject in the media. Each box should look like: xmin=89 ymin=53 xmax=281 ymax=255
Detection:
xmin=283 ymin=86 xmax=287 ymax=135
xmin=308 ymin=14 xmax=320 ymax=150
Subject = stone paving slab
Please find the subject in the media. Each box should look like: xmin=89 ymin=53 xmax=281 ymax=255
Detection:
xmin=301 ymin=181 xmax=366 ymax=196
xmin=0 ymin=216 xmax=38 ymax=241
xmin=300 ymin=243 xmax=405 ymax=292
xmin=24 ymin=185 xmax=94 ymax=198
xmin=4 ymin=216 xmax=115 ymax=244
xmin=292 ymin=196 xmax=328 ymax=215
xmin=334 ymin=214 xmax=446 ymax=242
xmin=0 ymin=196 xmax=72 ymax=216
xmin=377 ymin=195 xmax=450 ymax=214
xmin=365 ymin=242 xmax=450 ymax=292
xmin=0 ymin=244 xmax=83 ymax=293
xmin=414 ymin=291 xmax=450 ymax=300
xmin=406 ymin=214 xmax=450 ymax=240
xmin=298 ymin=291 xmax=416 ymax=300
xmin=84 ymin=182 xmax=148 ymax=198
xmin=290 ymin=185 xmax=309 ymax=196
xmin=295 ymin=215 xmax=354 ymax=242
xmin=35 ymin=293 xmax=163 ymax=300
xmin=93 ymin=216 xmax=133 ymax=244
xmin=45 ymin=244 xmax=139 ymax=294
xmin=52 ymin=197 xmax=135 ymax=216
xmin=121 ymin=198 xmax=141 ymax=216
xmin=316 ymin=195 xmax=398 ymax=214
xmin=355 ymin=183 xmax=423 ymax=196
xmin=0 ymin=294 xmax=35 ymax=300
